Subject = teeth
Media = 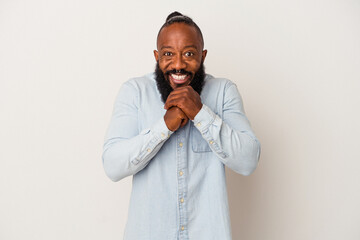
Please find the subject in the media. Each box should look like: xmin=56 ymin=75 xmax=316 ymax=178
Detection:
xmin=171 ymin=74 xmax=187 ymax=80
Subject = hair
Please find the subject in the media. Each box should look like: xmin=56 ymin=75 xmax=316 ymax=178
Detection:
xmin=157 ymin=11 xmax=204 ymax=48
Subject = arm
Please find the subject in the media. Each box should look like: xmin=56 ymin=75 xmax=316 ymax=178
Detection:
xmin=192 ymin=82 xmax=261 ymax=175
xmin=102 ymin=81 xmax=173 ymax=182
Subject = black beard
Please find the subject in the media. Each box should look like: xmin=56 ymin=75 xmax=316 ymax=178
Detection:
xmin=155 ymin=62 xmax=206 ymax=103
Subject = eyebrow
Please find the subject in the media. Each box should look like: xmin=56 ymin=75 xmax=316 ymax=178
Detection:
xmin=160 ymin=45 xmax=199 ymax=50
xmin=160 ymin=46 xmax=173 ymax=50
xmin=184 ymin=45 xmax=198 ymax=50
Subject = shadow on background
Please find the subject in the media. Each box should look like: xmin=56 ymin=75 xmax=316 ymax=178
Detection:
xmin=226 ymin=165 xmax=266 ymax=240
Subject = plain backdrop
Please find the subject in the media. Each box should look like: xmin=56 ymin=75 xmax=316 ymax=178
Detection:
xmin=1 ymin=0 xmax=359 ymax=239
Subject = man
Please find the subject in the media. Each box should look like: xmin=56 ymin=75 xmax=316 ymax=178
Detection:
xmin=102 ymin=12 xmax=260 ymax=240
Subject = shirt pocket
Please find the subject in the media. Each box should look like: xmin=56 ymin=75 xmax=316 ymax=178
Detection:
xmin=190 ymin=123 xmax=211 ymax=153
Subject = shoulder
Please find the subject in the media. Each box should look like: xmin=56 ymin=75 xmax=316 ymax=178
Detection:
xmin=200 ymin=74 xmax=242 ymax=115
xmin=118 ymin=73 xmax=162 ymax=106
xmin=123 ymin=73 xmax=156 ymax=90
xmin=203 ymin=74 xmax=237 ymax=92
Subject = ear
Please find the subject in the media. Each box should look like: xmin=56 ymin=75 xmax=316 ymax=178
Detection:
xmin=201 ymin=50 xmax=207 ymax=63
xmin=154 ymin=50 xmax=159 ymax=62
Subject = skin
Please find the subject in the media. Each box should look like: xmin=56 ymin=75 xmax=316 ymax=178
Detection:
xmin=154 ymin=23 xmax=207 ymax=131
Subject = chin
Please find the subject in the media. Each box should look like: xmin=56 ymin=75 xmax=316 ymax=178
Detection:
xmin=155 ymin=61 xmax=205 ymax=103
xmin=170 ymin=80 xmax=192 ymax=89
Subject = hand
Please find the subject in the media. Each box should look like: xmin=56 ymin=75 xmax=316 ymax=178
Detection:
xmin=164 ymin=86 xmax=203 ymax=120
xmin=164 ymin=106 xmax=189 ymax=132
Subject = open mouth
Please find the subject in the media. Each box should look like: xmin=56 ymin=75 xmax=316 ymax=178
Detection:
xmin=169 ymin=73 xmax=191 ymax=85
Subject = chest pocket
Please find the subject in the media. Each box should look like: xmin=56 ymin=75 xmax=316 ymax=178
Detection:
xmin=190 ymin=123 xmax=211 ymax=153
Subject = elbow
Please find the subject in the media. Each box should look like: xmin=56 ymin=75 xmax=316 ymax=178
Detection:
xmin=102 ymin=149 xmax=131 ymax=182
xmin=104 ymin=168 xmax=123 ymax=182
xmin=231 ymin=159 xmax=258 ymax=176
xmin=106 ymin=175 xmax=121 ymax=182
xmin=231 ymin=138 xmax=261 ymax=176
xmin=238 ymin=162 xmax=258 ymax=176
xmin=244 ymin=139 xmax=261 ymax=176
xmin=103 ymin=159 xmax=123 ymax=182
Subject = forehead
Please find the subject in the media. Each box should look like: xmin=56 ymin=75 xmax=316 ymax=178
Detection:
xmin=157 ymin=23 xmax=203 ymax=50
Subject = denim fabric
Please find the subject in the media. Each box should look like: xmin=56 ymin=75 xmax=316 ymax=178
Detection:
xmin=102 ymin=73 xmax=260 ymax=240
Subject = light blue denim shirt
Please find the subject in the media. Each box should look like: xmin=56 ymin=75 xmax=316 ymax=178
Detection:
xmin=102 ymin=73 xmax=260 ymax=240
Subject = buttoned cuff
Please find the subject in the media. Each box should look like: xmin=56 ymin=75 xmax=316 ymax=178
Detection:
xmin=153 ymin=117 xmax=174 ymax=140
xmin=193 ymin=104 xmax=217 ymax=133
xmin=192 ymin=104 xmax=228 ymax=159
xmin=131 ymin=118 xmax=173 ymax=165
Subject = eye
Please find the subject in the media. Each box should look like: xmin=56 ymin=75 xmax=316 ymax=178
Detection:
xmin=164 ymin=52 xmax=172 ymax=56
xmin=184 ymin=52 xmax=194 ymax=57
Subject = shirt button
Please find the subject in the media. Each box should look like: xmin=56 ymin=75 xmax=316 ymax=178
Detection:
xmin=196 ymin=122 xmax=201 ymax=127
xmin=179 ymin=142 xmax=183 ymax=147
xmin=147 ymin=148 xmax=151 ymax=152
xmin=180 ymin=198 xmax=184 ymax=203
xmin=161 ymin=133 xmax=165 ymax=138
xmin=179 ymin=171 xmax=183 ymax=176
xmin=181 ymin=226 xmax=185 ymax=231
xmin=209 ymin=140 xmax=214 ymax=144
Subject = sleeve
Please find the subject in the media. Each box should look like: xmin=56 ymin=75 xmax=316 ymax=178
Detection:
xmin=192 ymin=82 xmax=261 ymax=176
xmin=102 ymin=81 xmax=173 ymax=182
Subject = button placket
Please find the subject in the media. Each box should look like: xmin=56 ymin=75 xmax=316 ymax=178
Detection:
xmin=176 ymin=130 xmax=188 ymax=239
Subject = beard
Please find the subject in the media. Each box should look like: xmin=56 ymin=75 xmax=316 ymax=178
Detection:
xmin=154 ymin=62 xmax=206 ymax=103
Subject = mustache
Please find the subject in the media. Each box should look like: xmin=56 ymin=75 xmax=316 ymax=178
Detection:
xmin=155 ymin=61 xmax=205 ymax=103
xmin=165 ymin=69 xmax=192 ymax=76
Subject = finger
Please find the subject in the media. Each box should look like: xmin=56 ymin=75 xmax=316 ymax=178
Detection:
xmin=167 ymin=86 xmax=194 ymax=98
xmin=166 ymin=86 xmax=196 ymax=98
xmin=166 ymin=90 xmax=189 ymax=101
xmin=164 ymin=100 xmax=181 ymax=110
xmin=164 ymin=95 xmax=187 ymax=109
xmin=165 ymin=97 xmax=190 ymax=111
xmin=172 ymin=107 xmax=187 ymax=130
xmin=173 ymin=85 xmax=193 ymax=91
xmin=180 ymin=117 xmax=189 ymax=128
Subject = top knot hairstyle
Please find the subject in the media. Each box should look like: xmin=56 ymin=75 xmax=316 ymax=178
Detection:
xmin=157 ymin=11 xmax=204 ymax=48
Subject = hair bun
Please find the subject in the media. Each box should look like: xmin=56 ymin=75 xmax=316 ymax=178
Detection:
xmin=166 ymin=11 xmax=183 ymax=22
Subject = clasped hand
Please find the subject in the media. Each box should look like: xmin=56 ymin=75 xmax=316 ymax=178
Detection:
xmin=163 ymin=86 xmax=203 ymax=132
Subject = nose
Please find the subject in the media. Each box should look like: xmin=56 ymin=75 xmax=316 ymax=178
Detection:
xmin=172 ymin=54 xmax=186 ymax=70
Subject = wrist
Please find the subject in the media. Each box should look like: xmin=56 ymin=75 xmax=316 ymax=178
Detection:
xmin=190 ymin=103 xmax=203 ymax=120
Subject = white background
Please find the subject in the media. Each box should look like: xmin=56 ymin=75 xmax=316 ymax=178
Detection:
xmin=1 ymin=0 xmax=359 ymax=239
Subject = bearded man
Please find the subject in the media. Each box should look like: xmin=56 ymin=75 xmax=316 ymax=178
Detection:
xmin=102 ymin=11 xmax=261 ymax=240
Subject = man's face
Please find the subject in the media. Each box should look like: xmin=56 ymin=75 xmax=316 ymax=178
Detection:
xmin=154 ymin=23 xmax=207 ymax=90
